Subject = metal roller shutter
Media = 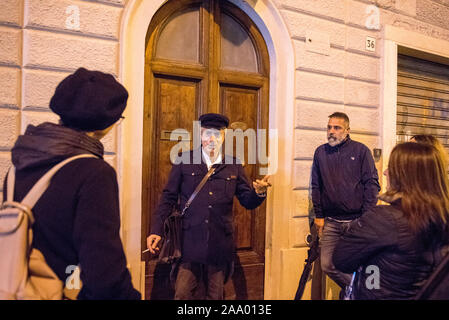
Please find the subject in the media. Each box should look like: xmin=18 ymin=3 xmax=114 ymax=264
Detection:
xmin=397 ymin=54 xmax=449 ymax=153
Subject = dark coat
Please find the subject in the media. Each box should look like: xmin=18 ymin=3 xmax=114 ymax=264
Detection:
xmin=333 ymin=199 xmax=449 ymax=300
xmin=3 ymin=158 xmax=141 ymax=300
xmin=3 ymin=123 xmax=140 ymax=300
xmin=151 ymin=150 xmax=266 ymax=266
xmin=311 ymin=137 xmax=380 ymax=220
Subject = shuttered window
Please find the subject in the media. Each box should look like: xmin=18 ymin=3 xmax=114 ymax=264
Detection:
xmin=397 ymin=54 xmax=449 ymax=153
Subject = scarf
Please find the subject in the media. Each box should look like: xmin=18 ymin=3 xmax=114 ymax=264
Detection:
xmin=11 ymin=122 xmax=104 ymax=170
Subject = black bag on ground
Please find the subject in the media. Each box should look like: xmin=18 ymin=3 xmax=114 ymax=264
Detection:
xmin=157 ymin=167 xmax=216 ymax=264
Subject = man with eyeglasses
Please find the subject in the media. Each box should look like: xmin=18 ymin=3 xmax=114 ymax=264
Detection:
xmin=146 ymin=113 xmax=270 ymax=300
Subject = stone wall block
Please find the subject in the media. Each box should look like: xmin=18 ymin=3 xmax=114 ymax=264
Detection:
xmin=0 ymin=27 xmax=21 ymax=66
xmin=345 ymin=79 xmax=379 ymax=108
xmin=294 ymin=40 xmax=345 ymax=76
xmin=0 ymin=0 xmax=22 ymax=26
xmin=23 ymin=69 xmax=70 ymax=109
xmin=0 ymin=109 xmax=19 ymax=148
xmin=281 ymin=9 xmax=346 ymax=47
xmin=294 ymin=129 xmax=326 ymax=159
xmin=296 ymin=100 xmax=344 ymax=130
xmin=293 ymin=160 xmax=313 ymax=189
xmin=23 ymin=29 xmax=118 ymax=75
xmin=296 ymin=71 xmax=344 ymax=103
xmin=0 ymin=67 xmax=20 ymax=108
xmin=26 ymin=0 xmax=122 ymax=40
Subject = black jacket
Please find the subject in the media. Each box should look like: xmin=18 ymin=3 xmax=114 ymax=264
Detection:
xmin=151 ymin=150 xmax=265 ymax=266
xmin=3 ymin=123 xmax=140 ymax=300
xmin=311 ymin=137 xmax=380 ymax=220
xmin=333 ymin=199 xmax=449 ymax=300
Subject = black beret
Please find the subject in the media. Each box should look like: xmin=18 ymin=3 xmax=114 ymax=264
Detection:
xmin=199 ymin=113 xmax=229 ymax=129
xmin=49 ymin=67 xmax=128 ymax=131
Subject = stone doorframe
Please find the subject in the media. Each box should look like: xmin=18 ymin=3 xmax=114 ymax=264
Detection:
xmin=118 ymin=0 xmax=295 ymax=299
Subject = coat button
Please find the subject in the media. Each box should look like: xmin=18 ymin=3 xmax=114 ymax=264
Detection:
xmin=205 ymin=219 xmax=209 ymax=223
xmin=208 ymin=205 xmax=212 ymax=209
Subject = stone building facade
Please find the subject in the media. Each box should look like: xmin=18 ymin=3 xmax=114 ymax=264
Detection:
xmin=1 ymin=0 xmax=449 ymax=299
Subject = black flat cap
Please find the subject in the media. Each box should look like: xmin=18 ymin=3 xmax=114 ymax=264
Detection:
xmin=199 ymin=113 xmax=229 ymax=130
xmin=49 ymin=67 xmax=128 ymax=131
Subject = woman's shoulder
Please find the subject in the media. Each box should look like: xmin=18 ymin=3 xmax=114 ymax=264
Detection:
xmin=358 ymin=204 xmax=402 ymax=235
xmin=56 ymin=156 xmax=117 ymax=187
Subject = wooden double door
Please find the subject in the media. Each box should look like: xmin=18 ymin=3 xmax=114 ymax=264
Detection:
xmin=142 ymin=0 xmax=269 ymax=299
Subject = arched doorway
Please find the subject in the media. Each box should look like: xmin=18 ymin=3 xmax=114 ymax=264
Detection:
xmin=142 ymin=0 xmax=269 ymax=299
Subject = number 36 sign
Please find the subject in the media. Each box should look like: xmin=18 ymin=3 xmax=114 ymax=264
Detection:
xmin=366 ymin=37 xmax=376 ymax=52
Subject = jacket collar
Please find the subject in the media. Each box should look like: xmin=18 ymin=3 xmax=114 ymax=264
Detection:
xmin=325 ymin=135 xmax=351 ymax=152
xmin=334 ymin=135 xmax=350 ymax=148
xmin=201 ymin=148 xmax=222 ymax=169
xmin=189 ymin=149 xmax=232 ymax=175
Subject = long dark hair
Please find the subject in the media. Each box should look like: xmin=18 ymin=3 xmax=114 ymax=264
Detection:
xmin=386 ymin=142 xmax=449 ymax=244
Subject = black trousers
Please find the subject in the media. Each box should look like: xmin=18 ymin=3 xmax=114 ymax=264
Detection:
xmin=174 ymin=262 xmax=225 ymax=300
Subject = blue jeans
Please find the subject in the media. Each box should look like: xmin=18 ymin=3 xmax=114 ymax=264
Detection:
xmin=174 ymin=262 xmax=225 ymax=300
xmin=320 ymin=218 xmax=354 ymax=289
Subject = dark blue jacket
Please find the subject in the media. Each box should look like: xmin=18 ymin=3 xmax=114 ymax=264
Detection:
xmin=311 ymin=137 xmax=380 ymax=220
xmin=151 ymin=150 xmax=265 ymax=266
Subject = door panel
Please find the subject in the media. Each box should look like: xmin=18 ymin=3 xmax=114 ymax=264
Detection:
xmin=155 ymin=7 xmax=201 ymax=63
xmin=221 ymin=85 xmax=258 ymax=250
xmin=153 ymin=77 xmax=199 ymax=202
xmin=220 ymin=85 xmax=266 ymax=300
xmin=145 ymin=76 xmax=200 ymax=300
xmin=220 ymin=12 xmax=258 ymax=72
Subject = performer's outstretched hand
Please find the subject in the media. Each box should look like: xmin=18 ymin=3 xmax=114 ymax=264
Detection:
xmin=253 ymin=175 xmax=272 ymax=195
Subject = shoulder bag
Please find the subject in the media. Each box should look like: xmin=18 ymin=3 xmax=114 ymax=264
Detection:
xmin=158 ymin=166 xmax=216 ymax=264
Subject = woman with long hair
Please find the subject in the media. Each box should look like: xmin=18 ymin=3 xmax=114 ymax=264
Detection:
xmin=333 ymin=142 xmax=449 ymax=299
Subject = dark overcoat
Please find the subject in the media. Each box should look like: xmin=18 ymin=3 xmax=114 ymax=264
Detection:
xmin=151 ymin=150 xmax=266 ymax=266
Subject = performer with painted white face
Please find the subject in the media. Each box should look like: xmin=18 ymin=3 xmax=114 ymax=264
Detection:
xmin=146 ymin=113 xmax=270 ymax=300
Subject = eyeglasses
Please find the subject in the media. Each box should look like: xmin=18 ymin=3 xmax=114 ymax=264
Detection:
xmin=116 ymin=116 xmax=125 ymax=125
xmin=201 ymin=129 xmax=223 ymax=139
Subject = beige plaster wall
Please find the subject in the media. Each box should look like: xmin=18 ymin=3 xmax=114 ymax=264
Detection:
xmin=2 ymin=0 xmax=449 ymax=300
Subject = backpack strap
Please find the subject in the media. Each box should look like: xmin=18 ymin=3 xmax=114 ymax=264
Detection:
xmin=6 ymin=167 xmax=15 ymax=203
xmin=6 ymin=154 xmax=98 ymax=216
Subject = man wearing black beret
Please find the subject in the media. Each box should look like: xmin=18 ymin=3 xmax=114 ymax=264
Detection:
xmin=147 ymin=113 xmax=271 ymax=300
xmin=3 ymin=68 xmax=140 ymax=299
